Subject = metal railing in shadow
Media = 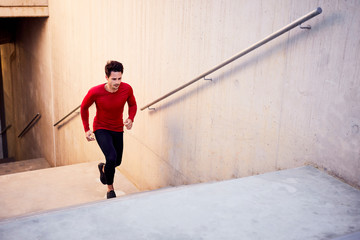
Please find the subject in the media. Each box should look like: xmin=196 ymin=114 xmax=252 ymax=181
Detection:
xmin=53 ymin=104 xmax=81 ymax=127
xmin=0 ymin=125 xmax=11 ymax=135
xmin=141 ymin=7 xmax=322 ymax=111
xmin=18 ymin=113 xmax=41 ymax=138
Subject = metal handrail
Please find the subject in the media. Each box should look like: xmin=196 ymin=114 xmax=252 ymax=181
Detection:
xmin=53 ymin=104 xmax=81 ymax=127
xmin=0 ymin=124 xmax=11 ymax=135
xmin=18 ymin=113 xmax=41 ymax=138
xmin=141 ymin=7 xmax=322 ymax=111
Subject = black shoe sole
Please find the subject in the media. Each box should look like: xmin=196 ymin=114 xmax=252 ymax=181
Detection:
xmin=107 ymin=190 xmax=116 ymax=199
xmin=98 ymin=163 xmax=107 ymax=185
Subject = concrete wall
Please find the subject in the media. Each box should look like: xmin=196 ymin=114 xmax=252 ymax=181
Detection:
xmin=2 ymin=0 xmax=359 ymax=189
xmin=0 ymin=42 xmax=15 ymax=159
xmin=1 ymin=17 xmax=54 ymax=163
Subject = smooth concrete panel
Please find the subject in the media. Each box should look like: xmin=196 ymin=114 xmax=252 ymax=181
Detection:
xmin=116 ymin=0 xmax=360 ymax=189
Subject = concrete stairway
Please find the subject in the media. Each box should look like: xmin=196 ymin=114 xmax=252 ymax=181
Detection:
xmin=0 ymin=166 xmax=359 ymax=240
xmin=0 ymin=158 xmax=50 ymax=175
xmin=0 ymin=161 xmax=139 ymax=220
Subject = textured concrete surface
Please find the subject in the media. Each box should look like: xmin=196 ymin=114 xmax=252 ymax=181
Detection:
xmin=0 ymin=158 xmax=50 ymax=175
xmin=0 ymin=161 xmax=139 ymax=220
xmin=0 ymin=166 xmax=359 ymax=240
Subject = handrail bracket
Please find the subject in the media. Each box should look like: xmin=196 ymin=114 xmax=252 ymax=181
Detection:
xmin=300 ymin=24 xmax=312 ymax=30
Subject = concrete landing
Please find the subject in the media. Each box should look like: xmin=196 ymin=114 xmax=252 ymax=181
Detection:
xmin=0 ymin=166 xmax=359 ymax=240
xmin=0 ymin=161 xmax=139 ymax=220
xmin=0 ymin=158 xmax=50 ymax=175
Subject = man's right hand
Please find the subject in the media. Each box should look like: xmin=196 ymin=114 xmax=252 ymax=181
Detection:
xmin=85 ymin=130 xmax=95 ymax=141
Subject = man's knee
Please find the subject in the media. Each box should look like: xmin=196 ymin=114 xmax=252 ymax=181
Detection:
xmin=115 ymin=160 xmax=122 ymax=167
xmin=106 ymin=153 xmax=117 ymax=167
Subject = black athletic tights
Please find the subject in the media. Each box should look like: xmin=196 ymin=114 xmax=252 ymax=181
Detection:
xmin=94 ymin=129 xmax=123 ymax=185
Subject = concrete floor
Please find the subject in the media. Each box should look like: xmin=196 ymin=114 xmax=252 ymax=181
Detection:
xmin=0 ymin=161 xmax=139 ymax=220
xmin=0 ymin=166 xmax=359 ymax=240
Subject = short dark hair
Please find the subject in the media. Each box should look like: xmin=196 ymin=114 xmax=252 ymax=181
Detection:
xmin=105 ymin=60 xmax=124 ymax=77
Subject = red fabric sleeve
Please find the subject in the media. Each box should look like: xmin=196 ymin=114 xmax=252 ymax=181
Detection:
xmin=127 ymin=87 xmax=137 ymax=122
xmin=80 ymin=89 xmax=95 ymax=132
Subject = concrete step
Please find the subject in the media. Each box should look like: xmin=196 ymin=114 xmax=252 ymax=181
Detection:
xmin=0 ymin=161 xmax=139 ymax=220
xmin=0 ymin=166 xmax=359 ymax=240
xmin=0 ymin=158 xmax=15 ymax=164
xmin=0 ymin=158 xmax=50 ymax=176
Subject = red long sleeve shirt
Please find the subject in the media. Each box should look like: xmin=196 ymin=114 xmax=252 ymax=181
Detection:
xmin=80 ymin=82 xmax=137 ymax=132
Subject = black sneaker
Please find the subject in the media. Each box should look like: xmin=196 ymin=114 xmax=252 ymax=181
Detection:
xmin=98 ymin=163 xmax=107 ymax=185
xmin=107 ymin=190 xmax=116 ymax=199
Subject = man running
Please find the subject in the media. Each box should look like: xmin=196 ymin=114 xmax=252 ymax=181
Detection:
xmin=80 ymin=60 xmax=137 ymax=199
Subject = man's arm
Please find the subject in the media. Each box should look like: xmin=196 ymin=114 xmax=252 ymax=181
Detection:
xmin=125 ymin=86 xmax=137 ymax=130
xmin=81 ymin=89 xmax=95 ymax=140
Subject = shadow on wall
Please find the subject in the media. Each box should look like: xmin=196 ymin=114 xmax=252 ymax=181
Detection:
xmin=4 ymin=17 xmax=49 ymax=162
xmin=146 ymin=11 xmax=342 ymax=114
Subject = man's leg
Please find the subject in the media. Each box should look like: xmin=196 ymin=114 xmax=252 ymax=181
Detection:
xmin=112 ymin=131 xmax=124 ymax=167
xmin=94 ymin=129 xmax=117 ymax=193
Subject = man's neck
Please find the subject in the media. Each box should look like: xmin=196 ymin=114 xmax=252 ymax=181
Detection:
xmin=105 ymin=83 xmax=118 ymax=93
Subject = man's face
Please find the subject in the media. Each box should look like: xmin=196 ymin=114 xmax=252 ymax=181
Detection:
xmin=106 ymin=71 xmax=122 ymax=91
